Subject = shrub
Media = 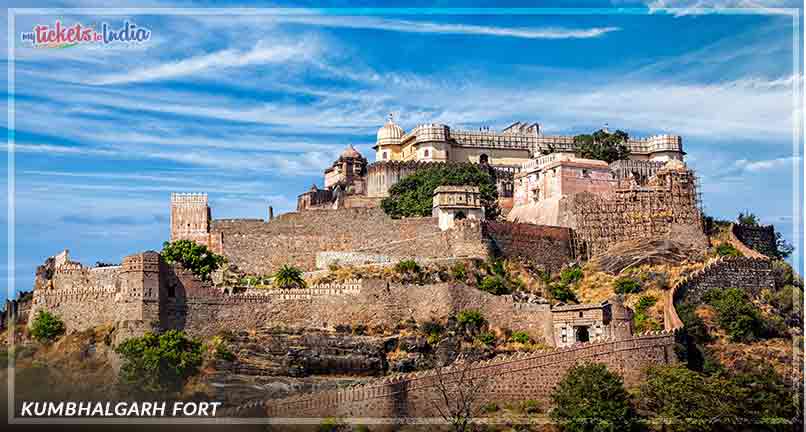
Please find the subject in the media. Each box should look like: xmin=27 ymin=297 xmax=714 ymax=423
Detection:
xmin=479 ymin=275 xmax=509 ymax=295
xmin=215 ymin=343 xmax=236 ymax=362
xmin=550 ymin=362 xmax=637 ymax=431
xmin=29 ymin=310 xmax=65 ymax=343
xmin=450 ymin=262 xmax=467 ymax=280
xmin=394 ymin=259 xmax=420 ymax=274
xmin=519 ymin=399 xmax=541 ymax=415
xmin=560 ymin=264 xmax=584 ymax=285
xmin=273 ymin=264 xmax=306 ymax=289
xmin=481 ymin=402 xmax=500 ymax=413
xmin=715 ymin=243 xmax=742 ymax=257
xmin=476 ymin=331 xmax=496 ymax=346
xmin=161 ymin=239 xmax=225 ymax=280
xmin=633 ymin=295 xmax=661 ymax=332
xmin=737 ymin=211 xmax=759 ymax=226
xmin=457 ymin=309 xmax=485 ymax=329
xmin=115 ymin=330 xmax=203 ymax=394
xmin=613 ymin=277 xmax=641 ymax=294
xmin=549 ymin=282 xmax=578 ymax=303
xmin=510 ymin=331 xmax=531 ymax=344
xmin=318 ymin=417 xmax=345 ymax=432
xmin=380 ymin=163 xmax=500 ymax=219
xmin=703 ymin=288 xmax=764 ymax=342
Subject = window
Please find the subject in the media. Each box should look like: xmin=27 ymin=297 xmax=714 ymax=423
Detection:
xmin=424 ymin=149 xmax=429 ymax=157
xmin=579 ymin=311 xmax=583 ymax=318
xmin=582 ymin=169 xmax=590 ymax=178
xmin=382 ymin=151 xmax=388 ymax=160
xmin=479 ymin=154 xmax=489 ymax=164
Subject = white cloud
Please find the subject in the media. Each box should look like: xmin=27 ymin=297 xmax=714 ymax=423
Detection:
xmin=93 ymin=38 xmax=318 ymax=85
xmin=267 ymin=15 xmax=620 ymax=39
xmin=734 ymin=156 xmax=800 ymax=172
xmin=639 ymin=0 xmax=799 ymax=16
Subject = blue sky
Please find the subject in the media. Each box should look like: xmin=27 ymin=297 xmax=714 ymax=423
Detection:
xmin=2 ymin=1 xmax=804 ymax=301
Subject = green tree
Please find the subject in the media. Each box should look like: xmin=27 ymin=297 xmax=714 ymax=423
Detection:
xmin=29 ymin=310 xmax=65 ymax=343
xmin=550 ymin=362 xmax=637 ymax=432
xmin=613 ymin=277 xmax=642 ymax=294
xmin=702 ymin=288 xmax=765 ymax=342
xmin=273 ymin=264 xmax=306 ymax=289
xmin=573 ymin=129 xmax=630 ymax=163
xmin=115 ymin=330 xmax=203 ymax=394
xmin=380 ymin=163 xmax=499 ymax=219
xmin=737 ymin=211 xmax=759 ymax=226
xmin=161 ymin=239 xmax=225 ymax=280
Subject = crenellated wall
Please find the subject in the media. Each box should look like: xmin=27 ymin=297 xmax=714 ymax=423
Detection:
xmin=731 ymin=223 xmax=777 ymax=258
xmin=226 ymin=331 xmax=676 ymax=418
xmin=671 ymin=256 xmax=774 ymax=306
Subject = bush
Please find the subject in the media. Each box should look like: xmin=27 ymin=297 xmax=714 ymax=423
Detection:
xmin=703 ymin=288 xmax=766 ymax=342
xmin=29 ymin=310 xmax=65 ymax=343
xmin=273 ymin=264 xmax=306 ymax=289
xmin=549 ymin=282 xmax=578 ymax=303
xmin=380 ymin=163 xmax=500 ymax=219
xmin=573 ymin=129 xmax=630 ymax=163
xmin=715 ymin=243 xmax=742 ymax=257
xmin=394 ymin=259 xmax=420 ymax=274
xmin=450 ymin=262 xmax=467 ymax=280
xmin=161 ymin=239 xmax=225 ymax=280
xmin=481 ymin=402 xmax=500 ymax=413
xmin=479 ymin=275 xmax=509 ymax=295
xmin=560 ymin=264 xmax=584 ymax=285
xmin=519 ymin=399 xmax=541 ymax=415
xmin=633 ymin=295 xmax=661 ymax=332
xmin=476 ymin=332 xmax=496 ymax=346
xmin=457 ymin=309 xmax=485 ymax=329
xmin=550 ymin=362 xmax=637 ymax=431
xmin=510 ymin=331 xmax=531 ymax=344
xmin=115 ymin=330 xmax=203 ymax=394
xmin=613 ymin=277 xmax=641 ymax=294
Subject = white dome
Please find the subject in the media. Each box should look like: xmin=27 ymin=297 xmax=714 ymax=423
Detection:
xmin=376 ymin=116 xmax=404 ymax=146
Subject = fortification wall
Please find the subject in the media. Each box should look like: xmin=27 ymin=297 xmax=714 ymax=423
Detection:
xmin=160 ymin=278 xmax=552 ymax=341
xmin=484 ymin=222 xmax=574 ymax=272
xmin=235 ymin=332 xmax=675 ymax=418
xmin=672 ymin=256 xmax=774 ymax=306
xmin=732 ymin=223 xmax=777 ymax=258
xmin=210 ymin=208 xmax=489 ymax=275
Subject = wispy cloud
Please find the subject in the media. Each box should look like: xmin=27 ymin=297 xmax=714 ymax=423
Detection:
xmin=735 ymin=156 xmax=801 ymax=172
xmin=267 ymin=15 xmax=621 ymax=39
xmin=639 ymin=0 xmax=799 ymax=16
xmin=93 ymin=38 xmax=318 ymax=85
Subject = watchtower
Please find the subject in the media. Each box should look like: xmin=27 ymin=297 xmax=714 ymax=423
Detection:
xmin=170 ymin=193 xmax=211 ymax=247
xmin=432 ymin=186 xmax=484 ymax=230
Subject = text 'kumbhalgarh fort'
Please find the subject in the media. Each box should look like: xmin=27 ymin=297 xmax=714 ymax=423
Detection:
xmin=3 ymin=115 xmax=796 ymax=421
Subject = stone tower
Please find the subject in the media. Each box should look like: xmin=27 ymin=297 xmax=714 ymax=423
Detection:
xmin=170 ymin=193 xmax=211 ymax=247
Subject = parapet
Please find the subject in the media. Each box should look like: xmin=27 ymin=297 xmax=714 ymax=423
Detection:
xmin=122 ymin=251 xmax=161 ymax=273
xmin=171 ymin=192 xmax=208 ymax=205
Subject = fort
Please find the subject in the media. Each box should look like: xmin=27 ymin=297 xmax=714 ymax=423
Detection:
xmin=1 ymin=116 xmax=784 ymax=420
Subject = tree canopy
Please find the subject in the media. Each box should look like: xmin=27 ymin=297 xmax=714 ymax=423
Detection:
xmin=573 ymin=129 xmax=630 ymax=163
xmin=115 ymin=330 xmax=203 ymax=395
xmin=161 ymin=239 xmax=225 ymax=280
xmin=380 ymin=163 xmax=499 ymax=219
xmin=550 ymin=362 xmax=637 ymax=432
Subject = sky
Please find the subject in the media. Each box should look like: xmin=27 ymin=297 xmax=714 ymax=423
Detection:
xmin=1 ymin=0 xmax=804 ymax=301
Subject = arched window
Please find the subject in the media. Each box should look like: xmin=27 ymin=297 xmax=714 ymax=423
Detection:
xmin=382 ymin=151 xmax=388 ymax=160
xmin=576 ymin=326 xmax=590 ymax=343
xmin=454 ymin=211 xmax=466 ymax=220
xmin=479 ymin=154 xmax=489 ymax=164
xmin=424 ymin=149 xmax=429 ymax=157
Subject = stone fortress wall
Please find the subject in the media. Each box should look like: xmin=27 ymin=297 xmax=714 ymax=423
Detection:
xmin=229 ymin=331 xmax=677 ymax=419
xmin=732 ymin=223 xmax=778 ymax=258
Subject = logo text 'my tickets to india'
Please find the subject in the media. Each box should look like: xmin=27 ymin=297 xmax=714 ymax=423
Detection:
xmin=20 ymin=20 xmax=151 ymax=48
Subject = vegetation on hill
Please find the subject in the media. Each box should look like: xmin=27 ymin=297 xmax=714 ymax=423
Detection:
xmin=29 ymin=310 xmax=65 ymax=343
xmin=115 ymin=330 xmax=203 ymax=395
xmin=161 ymin=239 xmax=225 ymax=280
xmin=380 ymin=163 xmax=499 ymax=219
xmin=573 ymin=129 xmax=630 ymax=163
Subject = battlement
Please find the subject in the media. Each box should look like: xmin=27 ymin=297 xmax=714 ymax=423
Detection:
xmin=122 ymin=251 xmax=160 ymax=273
xmin=170 ymin=192 xmax=208 ymax=205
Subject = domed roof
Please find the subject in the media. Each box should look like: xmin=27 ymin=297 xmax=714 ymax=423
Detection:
xmin=376 ymin=114 xmax=404 ymax=146
xmin=340 ymin=144 xmax=363 ymax=159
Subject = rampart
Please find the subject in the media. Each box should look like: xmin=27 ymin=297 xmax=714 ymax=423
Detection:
xmin=484 ymin=222 xmax=574 ymax=272
xmin=732 ymin=223 xmax=777 ymax=258
xmin=209 ymin=208 xmax=490 ymax=275
xmin=671 ymin=256 xmax=774 ymax=306
xmin=227 ymin=331 xmax=676 ymax=418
